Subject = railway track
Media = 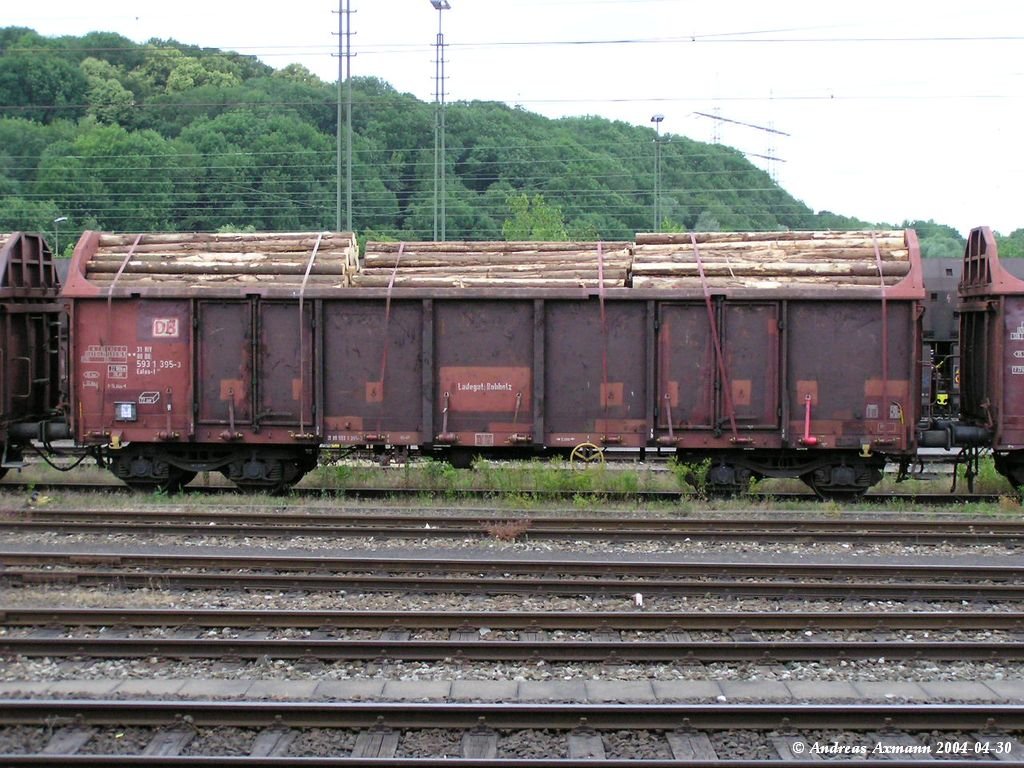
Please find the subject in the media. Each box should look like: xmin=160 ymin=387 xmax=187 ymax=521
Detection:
xmin=4 ymin=507 xmax=1024 ymax=543
xmin=4 ymin=605 xmax=1021 ymax=664
xmin=5 ymin=607 xmax=1022 ymax=632
xmin=4 ymin=633 xmax=1021 ymax=664
xmin=0 ymin=699 xmax=1021 ymax=764
xmin=3 ymin=549 xmax=1024 ymax=600
xmin=0 ymin=477 xmax=1004 ymax=504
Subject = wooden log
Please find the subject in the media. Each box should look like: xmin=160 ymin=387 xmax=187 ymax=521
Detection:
xmin=631 ymin=254 xmax=912 ymax=268
xmin=631 ymin=248 xmax=910 ymax=264
xmin=631 ymin=274 xmax=903 ymax=289
xmin=349 ymin=275 xmax=625 ymax=288
xmin=629 ymin=260 xmax=911 ymax=278
xmin=633 ymin=243 xmax=908 ymax=259
xmin=634 ymin=231 xmax=905 ymax=246
xmin=90 ymin=251 xmax=351 ymax=262
xmin=88 ymin=254 xmax=350 ymax=268
xmin=88 ymin=263 xmax=350 ymax=276
xmin=362 ymin=251 xmax=632 ymax=268
xmin=366 ymin=240 xmax=631 ymax=254
xmin=97 ymin=231 xmax=355 ymax=247
xmin=358 ymin=262 xmax=628 ymax=274
xmin=362 ymin=271 xmax=626 ymax=281
xmin=358 ymin=265 xmax=627 ymax=278
xmin=96 ymin=244 xmax=355 ymax=258
xmin=88 ymin=273 xmax=350 ymax=286
xmin=363 ymin=259 xmax=631 ymax=271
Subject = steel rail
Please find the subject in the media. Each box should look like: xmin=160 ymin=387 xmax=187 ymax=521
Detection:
xmin=1 ymin=699 xmax=1021 ymax=730
xmin=4 ymin=607 xmax=1023 ymax=632
xmin=13 ymin=507 xmax=1024 ymax=530
xmin=0 ymin=761 xmax=1014 ymax=768
xmin=6 ymin=567 xmax=1024 ymax=600
xmin=0 ymin=759 xmax=1014 ymax=768
xmin=3 ymin=551 xmax=1024 ymax=600
xmin=3 ymin=509 xmax=1024 ymax=543
xmin=2 ymin=550 xmax=1022 ymax=582
xmin=4 ymin=636 xmax=1023 ymax=662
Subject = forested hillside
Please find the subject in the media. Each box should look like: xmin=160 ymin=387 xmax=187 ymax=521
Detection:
xmin=0 ymin=27 xmax=1016 ymax=257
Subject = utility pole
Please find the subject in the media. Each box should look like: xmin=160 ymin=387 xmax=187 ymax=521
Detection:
xmin=651 ymin=114 xmax=664 ymax=232
xmin=53 ymin=216 xmax=67 ymax=258
xmin=334 ymin=1 xmax=354 ymax=232
xmin=430 ymin=0 xmax=450 ymax=242
xmin=692 ymin=110 xmax=788 ymax=180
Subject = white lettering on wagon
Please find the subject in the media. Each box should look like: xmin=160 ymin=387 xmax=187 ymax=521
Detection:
xmin=456 ymin=381 xmax=514 ymax=393
xmin=82 ymin=345 xmax=128 ymax=363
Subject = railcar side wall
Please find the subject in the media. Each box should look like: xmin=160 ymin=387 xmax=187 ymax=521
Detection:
xmin=68 ymin=291 xmax=919 ymax=469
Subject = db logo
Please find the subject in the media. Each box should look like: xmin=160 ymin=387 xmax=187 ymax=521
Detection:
xmin=152 ymin=318 xmax=179 ymax=338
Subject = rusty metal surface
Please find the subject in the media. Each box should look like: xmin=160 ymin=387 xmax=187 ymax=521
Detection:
xmin=958 ymin=227 xmax=1024 ymax=450
xmin=0 ymin=232 xmax=61 ymax=299
xmin=544 ymin=300 xmax=648 ymax=448
xmin=785 ymin=301 xmax=916 ymax=452
xmin=322 ymin=299 xmax=424 ymax=445
xmin=197 ymin=301 xmax=252 ymax=426
xmin=434 ymin=300 xmax=535 ymax=448
xmin=0 ymin=233 xmax=63 ymax=436
xmin=71 ymin=299 xmax=192 ymax=444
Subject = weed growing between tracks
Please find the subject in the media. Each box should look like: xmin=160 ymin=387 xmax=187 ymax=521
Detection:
xmin=2 ymin=452 xmax=1022 ymax=516
xmin=480 ymin=517 xmax=533 ymax=541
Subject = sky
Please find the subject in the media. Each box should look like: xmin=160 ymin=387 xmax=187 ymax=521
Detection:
xmin=11 ymin=1 xmax=1024 ymax=235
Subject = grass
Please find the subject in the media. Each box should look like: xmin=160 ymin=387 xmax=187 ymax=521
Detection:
xmin=4 ymin=450 xmax=1023 ymax=517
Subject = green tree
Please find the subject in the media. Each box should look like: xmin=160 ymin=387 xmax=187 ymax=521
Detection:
xmin=35 ymin=122 xmax=181 ymax=231
xmin=177 ymin=110 xmax=334 ymax=230
xmin=0 ymin=53 xmax=88 ymax=123
xmin=502 ymin=193 xmax=568 ymax=241
xmin=996 ymin=230 xmax=1024 ymax=259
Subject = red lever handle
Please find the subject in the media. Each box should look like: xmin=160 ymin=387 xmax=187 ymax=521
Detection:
xmin=801 ymin=393 xmax=818 ymax=446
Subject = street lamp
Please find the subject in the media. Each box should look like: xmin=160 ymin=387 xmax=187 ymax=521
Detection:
xmin=430 ymin=0 xmax=451 ymax=241
xmin=650 ymin=115 xmax=664 ymax=231
xmin=53 ymin=216 xmax=68 ymax=258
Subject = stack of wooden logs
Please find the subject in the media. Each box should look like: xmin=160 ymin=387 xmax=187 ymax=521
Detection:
xmin=85 ymin=232 xmax=359 ymax=289
xmin=630 ymin=231 xmax=911 ymax=290
xmin=356 ymin=241 xmax=633 ymax=288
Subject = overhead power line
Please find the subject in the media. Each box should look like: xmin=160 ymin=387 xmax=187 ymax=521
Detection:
xmin=692 ymin=111 xmax=791 ymax=137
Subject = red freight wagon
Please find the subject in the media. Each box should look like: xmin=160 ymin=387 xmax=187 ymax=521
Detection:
xmin=63 ymin=229 xmax=924 ymax=496
xmin=0 ymin=232 xmax=65 ymax=475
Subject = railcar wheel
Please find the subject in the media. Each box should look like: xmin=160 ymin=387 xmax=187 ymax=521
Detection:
xmin=801 ymin=460 xmax=880 ymax=501
xmin=703 ymin=462 xmax=752 ymax=497
xmin=223 ymin=455 xmax=310 ymax=494
xmin=110 ymin=451 xmax=194 ymax=494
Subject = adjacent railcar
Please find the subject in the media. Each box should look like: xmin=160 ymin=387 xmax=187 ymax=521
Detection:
xmin=63 ymin=229 xmax=924 ymax=496
xmin=0 ymin=233 xmax=65 ymax=476
xmin=957 ymin=227 xmax=1024 ymax=487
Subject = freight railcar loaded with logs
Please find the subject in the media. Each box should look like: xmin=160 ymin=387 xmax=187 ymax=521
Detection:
xmin=57 ymin=229 xmax=929 ymax=497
